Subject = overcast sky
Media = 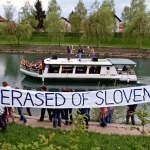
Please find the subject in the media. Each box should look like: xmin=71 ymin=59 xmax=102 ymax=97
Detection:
xmin=0 ymin=0 xmax=150 ymax=21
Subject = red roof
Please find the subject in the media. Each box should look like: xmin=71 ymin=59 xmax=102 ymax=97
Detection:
xmin=0 ymin=16 xmax=6 ymax=22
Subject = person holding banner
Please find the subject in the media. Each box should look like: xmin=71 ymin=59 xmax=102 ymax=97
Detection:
xmin=38 ymin=86 xmax=52 ymax=122
xmin=99 ymin=107 xmax=108 ymax=127
xmin=2 ymin=81 xmax=15 ymax=122
xmin=63 ymin=88 xmax=73 ymax=125
xmin=0 ymin=106 xmax=7 ymax=132
xmin=126 ymin=104 xmax=137 ymax=125
xmin=15 ymin=87 xmax=27 ymax=124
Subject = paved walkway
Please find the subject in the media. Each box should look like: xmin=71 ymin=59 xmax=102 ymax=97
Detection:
xmin=11 ymin=115 xmax=150 ymax=136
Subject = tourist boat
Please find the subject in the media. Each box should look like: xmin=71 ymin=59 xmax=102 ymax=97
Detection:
xmin=20 ymin=57 xmax=138 ymax=83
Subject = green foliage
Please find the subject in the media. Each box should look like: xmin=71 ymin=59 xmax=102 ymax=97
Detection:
xmin=44 ymin=0 xmax=65 ymax=45
xmin=20 ymin=0 xmax=38 ymax=29
xmin=131 ymin=104 xmax=150 ymax=150
xmin=82 ymin=0 xmax=116 ymax=47
xmin=121 ymin=0 xmax=150 ymax=48
xmin=65 ymin=112 xmax=88 ymax=150
xmin=3 ymin=0 xmax=16 ymax=21
xmin=34 ymin=0 xmax=46 ymax=29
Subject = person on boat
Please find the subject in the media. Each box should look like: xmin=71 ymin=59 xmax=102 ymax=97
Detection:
xmin=21 ymin=58 xmax=26 ymax=66
xmin=122 ymin=66 xmax=128 ymax=71
xmin=78 ymin=47 xmax=83 ymax=61
xmin=99 ymin=107 xmax=108 ymax=127
xmin=15 ymin=87 xmax=27 ymax=124
xmin=63 ymin=88 xmax=73 ymax=125
xmin=38 ymin=61 xmax=43 ymax=75
xmin=38 ymin=86 xmax=52 ymax=122
xmin=89 ymin=46 xmax=95 ymax=59
xmin=126 ymin=104 xmax=137 ymax=125
xmin=67 ymin=46 xmax=71 ymax=60
xmin=2 ymin=81 xmax=15 ymax=122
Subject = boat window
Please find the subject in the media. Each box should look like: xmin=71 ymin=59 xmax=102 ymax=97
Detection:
xmin=95 ymin=66 xmax=101 ymax=74
xmin=89 ymin=66 xmax=96 ymax=74
xmin=48 ymin=65 xmax=59 ymax=73
xmin=62 ymin=66 xmax=73 ymax=74
xmin=75 ymin=66 xmax=87 ymax=74
xmin=106 ymin=67 xmax=110 ymax=70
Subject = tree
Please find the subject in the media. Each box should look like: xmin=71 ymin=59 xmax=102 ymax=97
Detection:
xmin=82 ymin=0 xmax=116 ymax=47
xmin=69 ymin=11 xmax=80 ymax=33
xmin=121 ymin=0 xmax=150 ymax=48
xmin=0 ymin=21 xmax=32 ymax=45
xmin=3 ymin=0 xmax=16 ymax=21
xmin=20 ymin=0 xmax=38 ymax=29
xmin=70 ymin=0 xmax=87 ymax=34
xmin=34 ymin=0 xmax=46 ymax=29
xmin=44 ymin=0 xmax=65 ymax=46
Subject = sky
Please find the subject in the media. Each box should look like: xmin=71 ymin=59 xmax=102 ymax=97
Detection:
xmin=0 ymin=0 xmax=150 ymax=21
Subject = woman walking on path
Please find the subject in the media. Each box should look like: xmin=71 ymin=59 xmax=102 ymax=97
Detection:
xmin=2 ymin=81 xmax=15 ymax=122
xmin=99 ymin=107 xmax=108 ymax=127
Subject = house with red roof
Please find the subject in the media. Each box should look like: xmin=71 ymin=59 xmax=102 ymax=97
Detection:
xmin=0 ymin=16 xmax=6 ymax=23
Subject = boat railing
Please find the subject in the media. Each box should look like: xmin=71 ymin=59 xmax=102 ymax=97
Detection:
xmin=20 ymin=65 xmax=39 ymax=73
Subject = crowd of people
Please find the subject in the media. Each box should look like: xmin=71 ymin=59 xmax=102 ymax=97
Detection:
xmin=0 ymin=81 xmax=138 ymax=132
xmin=21 ymin=57 xmax=44 ymax=74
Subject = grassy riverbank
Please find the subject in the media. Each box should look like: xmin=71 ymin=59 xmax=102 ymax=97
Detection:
xmin=0 ymin=122 xmax=149 ymax=150
xmin=1 ymin=32 xmax=150 ymax=58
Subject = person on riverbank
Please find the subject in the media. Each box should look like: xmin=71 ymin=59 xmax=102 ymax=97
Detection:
xmin=23 ymin=87 xmax=32 ymax=116
xmin=0 ymin=106 xmax=7 ymax=132
xmin=2 ymin=81 xmax=15 ymax=122
xmin=63 ymin=88 xmax=73 ymax=125
xmin=38 ymin=86 xmax=52 ymax=122
xmin=15 ymin=87 xmax=27 ymax=124
xmin=106 ymin=107 xmax=114 ymax=123
xmin=67 ymin=46 xmax=71 ymax=60
xmin=99 ymin=107 xmax=108 ymax=127
xmin=77 ymin=108 xmax=89 ymax=128
xmin=126 ymin=104 xmax=137 ymax=125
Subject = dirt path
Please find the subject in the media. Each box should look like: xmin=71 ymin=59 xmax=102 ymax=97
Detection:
xmin=12 ymin=115 xmax=150 ymax=136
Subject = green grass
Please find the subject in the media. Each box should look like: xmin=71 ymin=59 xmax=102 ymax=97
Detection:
xmin=1 ymin=32 xmax=150 ymax=49
xmin=0 ymin=123 xmax=149 ymax=150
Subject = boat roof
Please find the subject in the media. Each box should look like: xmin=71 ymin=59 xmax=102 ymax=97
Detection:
xmin=44 ymin=58 xmax=136 ymax=66
xmin=44 ymin=58 xmax=112 ymax=66
xmin=106 ymin=58 xmax=136 ymax=65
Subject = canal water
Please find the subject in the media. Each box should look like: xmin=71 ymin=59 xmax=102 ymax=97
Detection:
xmin=0 ymin=53 xmax=150 ymax=118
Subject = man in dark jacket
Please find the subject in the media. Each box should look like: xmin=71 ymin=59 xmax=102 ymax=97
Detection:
xmin=126 ymin=104 xmax=137 ymax=125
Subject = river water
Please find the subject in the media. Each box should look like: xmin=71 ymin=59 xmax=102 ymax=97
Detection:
xmin=0 ymin=53 xmax=150 ymax=117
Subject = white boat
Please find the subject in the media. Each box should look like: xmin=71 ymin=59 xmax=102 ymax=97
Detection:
xmin=20 ymin=57 xmax=138 ymax=83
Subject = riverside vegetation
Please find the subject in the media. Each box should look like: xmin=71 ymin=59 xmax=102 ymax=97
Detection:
xmin=0 ymin=32 xmax=150 ymax=58
xmin=0 ymin=104 xmax=150 ymax=150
